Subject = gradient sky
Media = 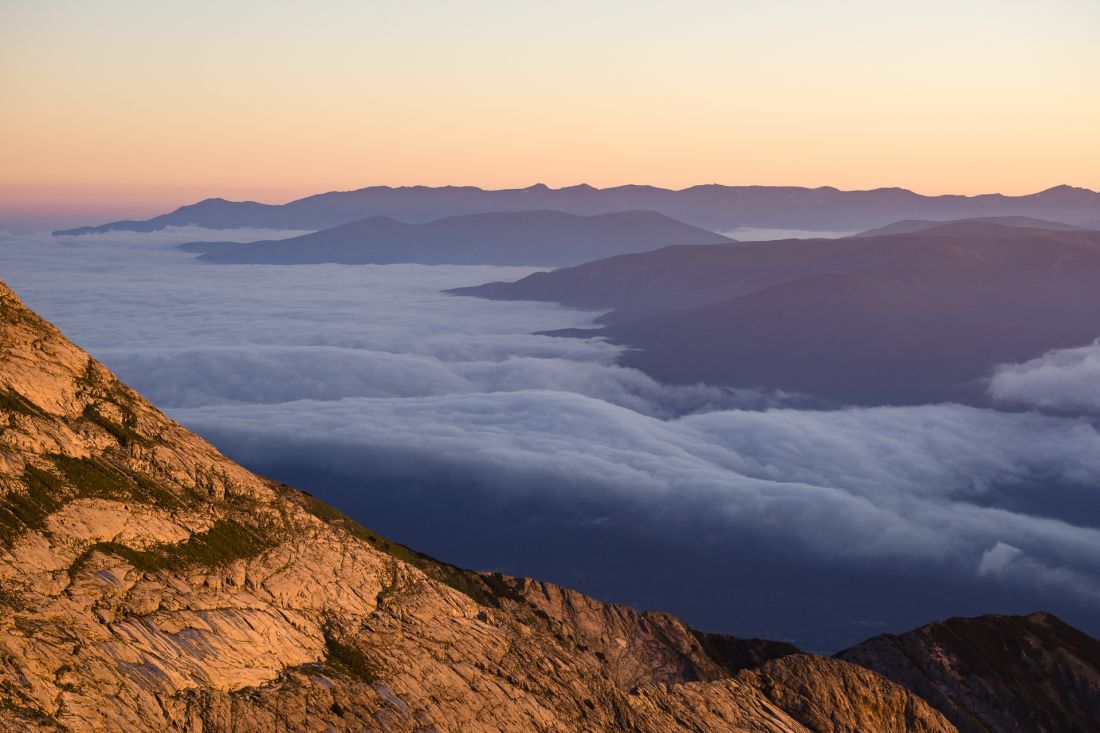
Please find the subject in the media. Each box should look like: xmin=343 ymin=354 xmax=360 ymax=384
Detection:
xmin=2 ymin=0 xmax=1099 ymax=228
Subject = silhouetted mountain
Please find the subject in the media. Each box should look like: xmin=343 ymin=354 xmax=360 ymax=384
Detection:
xmin=456 ymin=223 xmax=1100 ymax=404
xmin=854 ymin=216 xmax=1083 ymax=238
xmin=54 ymin=183 xmax=1100 ymax=235
xmin=838 ymin=612 xmax=1100 ymax=733
xmin=179 ymin=209 xmax=731 ymax=266
xmin=453 ymin=235 xmax=859 ymax=323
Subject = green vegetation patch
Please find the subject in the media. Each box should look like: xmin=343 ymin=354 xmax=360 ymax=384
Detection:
xmin=0 ymin=388 xmax=44 ymax=418
xmin=6 ymin=437 xmax=271 ymax=573
xmin=73 ymin=518 xmax=272 ymax=577
xmin=49 ymin=454 xmax=181 ymax=509
xmin=322 ymin=632 xmax=377 ymax=683
xmin=0 ymin=293 xmax=45 ymax=333
xmin=74 ymin=360 xmax=149 ymax=448
xmin=81 ymin=405 xmax=146 ymax=448
xmin=0 ymin=465 xmax=65 ymax=546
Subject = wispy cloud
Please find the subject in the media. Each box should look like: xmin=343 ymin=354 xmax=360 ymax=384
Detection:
xmin=990 ymin=341 xmax=1100 ymax=416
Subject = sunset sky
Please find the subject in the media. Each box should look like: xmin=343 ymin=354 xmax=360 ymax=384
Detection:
xmin=2 ymin=0 xmax=1099 ymax=229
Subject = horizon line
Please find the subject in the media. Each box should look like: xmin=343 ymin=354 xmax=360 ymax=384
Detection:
xmin=168 ymin=181 xmax=1100 ymax=209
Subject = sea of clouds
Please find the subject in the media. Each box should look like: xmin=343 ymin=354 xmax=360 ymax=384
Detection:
xmin=3 ymin=226 xmax=1098 ymax=648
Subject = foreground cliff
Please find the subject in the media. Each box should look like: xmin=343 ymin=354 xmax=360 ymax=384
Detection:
xmin=0 ymin=278 xmax=1092 ymax=732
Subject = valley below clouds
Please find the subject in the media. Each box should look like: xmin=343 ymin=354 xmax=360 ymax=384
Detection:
xmin=4 ymin=227 xmax=1099 ymax=650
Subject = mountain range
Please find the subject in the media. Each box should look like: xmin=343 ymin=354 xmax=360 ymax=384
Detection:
xmin=852 ymin=215 xmax=1086 ymax=238
xmin=455 ymin=221 xmax=1100 ymax=405
xmin=3 ymin=273 xmax=1099 ymax=730
xmin=179 ymin=210 xmax=731 ymax=267
xmin=54 ymin=183 xmax=1100 ymax=236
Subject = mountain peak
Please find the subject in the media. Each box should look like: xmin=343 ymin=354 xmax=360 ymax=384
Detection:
xmin=1034 ymin=183 xmax=1097 ymax=199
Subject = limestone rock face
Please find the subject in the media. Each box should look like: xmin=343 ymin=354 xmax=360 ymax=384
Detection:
xmin=745 ymin=655 xmax=960 ymax=733
xmin=0 ymin=277 xmax=1068 ymax=732
xmin=514 ymin=577 xmax=800 ymax=689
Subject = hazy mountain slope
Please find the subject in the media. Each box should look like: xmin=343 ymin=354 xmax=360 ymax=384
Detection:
xmin=838 ymin=613 xmax=1100 ymax=733
xmin=455 ymin=223 xmax=1100 ymax=321
xmin=853 ymin=216 xmax=1082 ymax=238
xmin=606 ymin=269 xmax=1100 ymax=405
xmin=180 ymin=209 xmax=731 ymax=267
xmin=54 ymin=183 xmax=1100 ymax=236
xmin=0 ymin=278 xmax=960 ymax=732
xmin=451 ymin=236 xmax=860 ymax=324
xmin=458 ymin=224 xmax=1100 ymax=404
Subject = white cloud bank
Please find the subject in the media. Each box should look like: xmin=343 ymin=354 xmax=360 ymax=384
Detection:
xmin=990 ymin=341 xmax=1100 ymax=415
xmin=174 ymin=393 xmax=1100 ymax=603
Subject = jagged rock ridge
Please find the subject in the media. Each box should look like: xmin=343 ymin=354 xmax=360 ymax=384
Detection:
xmin=839 ymin=612 xmax=1100 ymax=733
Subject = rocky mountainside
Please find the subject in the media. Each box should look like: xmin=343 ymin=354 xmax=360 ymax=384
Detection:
xmin=839 ymin=613 xmax=1100 ymax=733
xmin=0 ymin=277 xmax=1094 ymax=731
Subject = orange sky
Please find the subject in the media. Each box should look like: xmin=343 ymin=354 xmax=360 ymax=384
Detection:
xmin=2 ymin=0 xmax=1099 ymax=227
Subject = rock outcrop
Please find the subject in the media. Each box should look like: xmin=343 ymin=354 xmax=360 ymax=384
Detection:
xmin=838 ymin=612 xmax=1100 ymax=733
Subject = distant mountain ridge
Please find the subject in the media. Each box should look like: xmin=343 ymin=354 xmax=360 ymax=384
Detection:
xmin=54 ymin=183 xmax=1100 ymax=235
xmin=455 ymin=222 xmax=1100 ymax=405
xmin=180 ymin=209 xmax=732 ymax=267
xmin=853 ymin=215 xmax=1085 ymax=238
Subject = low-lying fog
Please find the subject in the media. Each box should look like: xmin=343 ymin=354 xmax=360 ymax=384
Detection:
xmin=722 ymin=227 xmax=860 ymax=240
xmin=3 ymin=227 xmax=1098 ymax=651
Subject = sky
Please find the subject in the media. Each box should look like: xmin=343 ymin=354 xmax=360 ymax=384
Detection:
xmin=2 ymin=0 xmax=1100 ymax=229
xmin=3 ymin=228 xmax=1099 ymax=650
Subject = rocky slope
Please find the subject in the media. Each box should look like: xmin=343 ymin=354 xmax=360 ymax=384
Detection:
xmin=0 ymin=277 xmax=1088 ymax=731
xmin=839 ymin=613 xmax=1100 ymax=733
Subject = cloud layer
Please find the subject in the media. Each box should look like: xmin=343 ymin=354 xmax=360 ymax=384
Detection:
xmin=990 ymin=341 xmax=1100 ymax=416
xmin=3 ymin=227 xmax=1099 ymax=647
xmin=175 ymin=394 xmax=1100 ymax=598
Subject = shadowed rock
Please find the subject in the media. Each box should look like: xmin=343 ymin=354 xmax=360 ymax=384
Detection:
xmin=838 ymin=612 xmax=1100 ymax=733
